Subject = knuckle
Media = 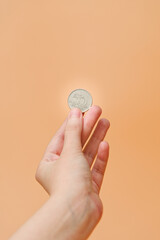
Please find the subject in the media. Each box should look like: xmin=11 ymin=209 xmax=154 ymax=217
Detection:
xmin=93 ymin=166 xmax=104 ymax=176
xmin=66 ymin=121 xmax=81 ymax=134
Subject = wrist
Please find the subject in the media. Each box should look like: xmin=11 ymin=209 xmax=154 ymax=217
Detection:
xmin=49 ymin=192 xmax=100 ymax=240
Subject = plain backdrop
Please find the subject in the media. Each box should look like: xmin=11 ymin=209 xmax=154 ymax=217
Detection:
xmin=0 ymin=1 xmax=160 ymax=239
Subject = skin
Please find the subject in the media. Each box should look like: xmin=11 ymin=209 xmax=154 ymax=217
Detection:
xmin=9 ymin=105 xmax=110 ymax=240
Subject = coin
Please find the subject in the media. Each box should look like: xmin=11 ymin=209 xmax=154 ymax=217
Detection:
xmin=68 ymin=89 xmax=93 ymax=113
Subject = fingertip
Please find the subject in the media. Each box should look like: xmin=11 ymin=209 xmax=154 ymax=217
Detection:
xmin=91 ymin=105 xmax=102 ymax=114
xmin=98 ymin=141 xmax=110 ymax=160
xmin=69 ymin=108 xmax=82 ymax=118
xmin=99 ymin=118 xmax=110 ymax=129
xmin=100 ymin=141 xmax=109 ymax=151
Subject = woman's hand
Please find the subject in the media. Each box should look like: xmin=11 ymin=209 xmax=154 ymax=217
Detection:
xmin=35 ymin=105 xmax=110 ymax=239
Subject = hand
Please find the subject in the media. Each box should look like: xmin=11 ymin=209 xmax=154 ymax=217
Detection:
xmin=35 ymin=105 xmax=110 ymax=239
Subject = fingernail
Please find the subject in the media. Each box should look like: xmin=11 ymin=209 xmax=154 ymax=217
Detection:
xmin=69 ymin=108 xmax=82 ymax=118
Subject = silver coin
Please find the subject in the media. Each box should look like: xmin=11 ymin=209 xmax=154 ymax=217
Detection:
xmin=68 ymin=89 xmax=93 ymax=113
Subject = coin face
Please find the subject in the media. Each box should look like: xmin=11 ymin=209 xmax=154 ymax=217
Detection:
xmin=68 ymin=89 xmax=92 ymax=113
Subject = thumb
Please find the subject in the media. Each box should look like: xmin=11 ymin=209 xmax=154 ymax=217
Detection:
xmin=62 ymin=108 xmax=83 ymax=155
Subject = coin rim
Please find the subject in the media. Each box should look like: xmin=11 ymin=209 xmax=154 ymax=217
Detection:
xmin=67 ymin=88 xmax=93 ymax=112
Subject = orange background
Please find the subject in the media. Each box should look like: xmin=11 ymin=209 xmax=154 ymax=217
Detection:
xmin=0 ymin=1 xmax=160 ymax=239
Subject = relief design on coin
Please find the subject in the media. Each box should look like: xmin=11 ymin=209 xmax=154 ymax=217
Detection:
xmin=68 ymin=89 xmax=92 ymax=113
